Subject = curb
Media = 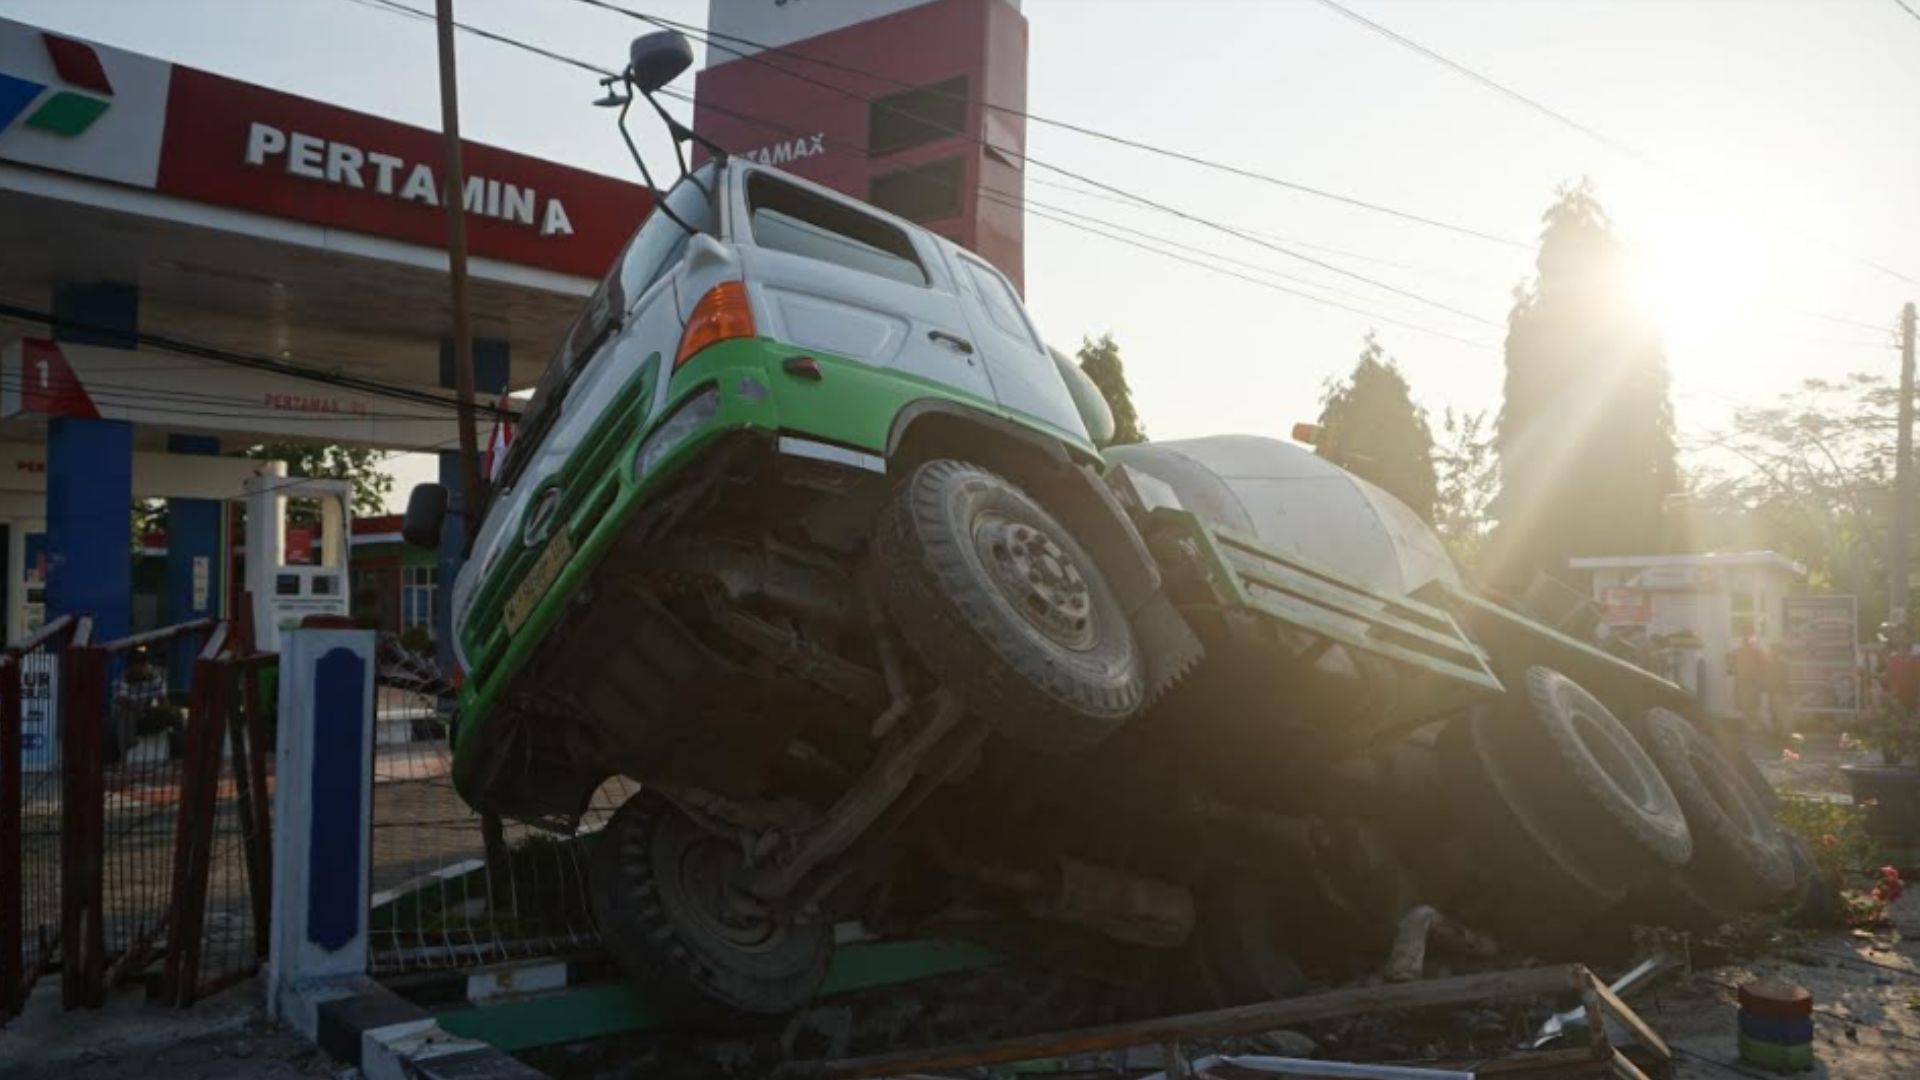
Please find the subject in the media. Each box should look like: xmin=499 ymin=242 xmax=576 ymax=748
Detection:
xmin=316 ymin=985 xmax=546 ymax=1080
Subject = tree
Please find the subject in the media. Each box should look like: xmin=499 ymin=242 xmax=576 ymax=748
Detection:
xmin=1693 ymin=372 xmax=1904 ymax=628
xmin=1077 ymin=333 xmax=1147 ymax=445
xmin=1315 ymin=332 xmax=1438 ymax=522
xmin=245 ymin=443 xmax=394 ymax=521
xmin=1490 ymin=180 xmax=1678 ymax=587
xmin=1433 ymin=407 xmax=1497 ymax=568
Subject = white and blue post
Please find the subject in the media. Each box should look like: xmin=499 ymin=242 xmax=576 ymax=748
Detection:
xmin=265 ymin=626 xmax=376 ymax=1034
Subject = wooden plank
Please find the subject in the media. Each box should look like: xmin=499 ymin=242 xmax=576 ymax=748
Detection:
xmin=1473 ymin=1047 xmax=1612 ymax=1075
xmin=810 ymin=966 xmax=1584 ymax=1079
xmin=1587 ymin=971 xmax=1672 ymax=1062
xmin=1610 ymin=1049 xmax=1653 ymax=1080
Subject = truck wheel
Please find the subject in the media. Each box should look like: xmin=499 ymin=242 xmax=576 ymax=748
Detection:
xmin=1638 ymin=708 xmax=1794 ymax=910
xmin=1489 ymin=668 xmax=1692 ymax=876
xmin=878 ymin=459 xmax=1144 ymax=753
xmin=591 ymin=790 xmax=830 ymax=1016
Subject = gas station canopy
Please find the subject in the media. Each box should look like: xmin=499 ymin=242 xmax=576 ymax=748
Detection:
xmin=0 ymin=14 xmax=654 ymax=442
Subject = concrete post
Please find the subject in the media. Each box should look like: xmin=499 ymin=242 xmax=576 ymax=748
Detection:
xmin=265 ymin=627 xmax=376 ymax=1036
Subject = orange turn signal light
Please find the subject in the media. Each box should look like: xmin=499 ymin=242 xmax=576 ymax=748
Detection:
xmin=676 ymin=281 xmax=756 ymax=368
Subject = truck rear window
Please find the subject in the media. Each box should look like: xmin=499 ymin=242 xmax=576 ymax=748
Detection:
xmin=747 ymin=173 xmax=927 ymax=288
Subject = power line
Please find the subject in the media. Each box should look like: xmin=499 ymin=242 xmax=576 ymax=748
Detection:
xmin=994 ymin=195 xmax=1499 ymax=352
xmin=558 ymin=0 xmax=1505 ymax=329
xmin=337 ymin=0 xmax=1509 ymax=341
xmin=359 ymin=0 xmax=1897 ymax=347
xmin=1307 ymin=0 xmax=1920 ymax=288
xmin=1894 ymin=0 xmax=1920 ymax=25
xmin=560 ymin=0 xmax=1533 ymax=251
xmin=979 ymin=184 xmax=1487 ymax=319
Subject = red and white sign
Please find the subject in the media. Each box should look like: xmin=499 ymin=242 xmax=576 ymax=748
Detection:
xmin=0 ymin=16 xmax=653 ymax=279
xmin=1 ymin=338 xmax=475 ymax=450
xmin=694 ymin=0 xmax=1028 ymax=288
xmin=1600 ymin=586 xmax=1653 ymax=626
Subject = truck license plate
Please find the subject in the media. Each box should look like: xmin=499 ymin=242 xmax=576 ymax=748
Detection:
xmin=505 ymin=528 xmax=574 ymax=633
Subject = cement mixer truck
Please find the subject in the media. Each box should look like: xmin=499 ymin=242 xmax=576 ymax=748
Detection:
xmin=400 ymin=29 xmax=1798 ymax=1016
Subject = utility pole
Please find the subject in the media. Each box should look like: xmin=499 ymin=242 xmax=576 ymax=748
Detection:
xmin=434 ymin=0 xmax=484 ymax=524
xmin=1892 ymin=302 xmax=1917 ymax=627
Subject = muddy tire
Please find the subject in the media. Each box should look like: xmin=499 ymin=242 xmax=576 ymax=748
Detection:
xmin=1639 ymin=708 xmax=1794 ymax=910
xmin=591 ymin=790 xmax=830 ymax=1016
xmin=877 ymin=459 xmax=1144 ymax=753
xmin=1487 ymin=668 xmax=1692 ymax=876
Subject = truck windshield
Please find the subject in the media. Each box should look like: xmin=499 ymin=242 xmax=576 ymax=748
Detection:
xmin=498 ymin=164 xmax=718 ymax=487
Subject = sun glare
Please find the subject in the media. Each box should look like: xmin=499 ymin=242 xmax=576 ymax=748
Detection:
xmin=1627 ymin=212 xmax=1772 ymax=362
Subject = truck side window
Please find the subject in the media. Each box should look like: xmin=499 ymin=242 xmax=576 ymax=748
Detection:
xmin=747 ymin=173 xmax=928 ymax=288
xmin=960 ymin=256 xmax=1040 ymax=350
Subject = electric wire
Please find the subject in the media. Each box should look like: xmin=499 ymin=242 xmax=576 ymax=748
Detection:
xmin=341 ymin=0 xmax=1899 ymax=346
xmin=1307 ymin=0 xmax=1920 ymax=288
xmin=590 ymin=2 xmax=1534 ymax=250
xmin=583 ymin=0 xmax=1908 ymax=331
xmin=554 ymin=0 xmax=1505 ymax=329
xmin=333 ymin=0 xmax=1504 ymax=344
xmin=986 ymin=194 xmax=1499 ymax=351
xmin=1890 ymin=0 xmax=1920 ymax=24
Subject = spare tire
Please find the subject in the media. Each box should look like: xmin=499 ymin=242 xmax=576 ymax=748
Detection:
xmin=1639 ymin=708 xmax=1794 ymax=912
xmin=877 ymin=459 xmax=1144 ymax=753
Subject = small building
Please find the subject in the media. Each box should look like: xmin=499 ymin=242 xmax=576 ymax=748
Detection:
xmin=349 ymin=514 xmax=438 ymax=646
xmin=1569 ymin=551 xmax=1808 ymax=717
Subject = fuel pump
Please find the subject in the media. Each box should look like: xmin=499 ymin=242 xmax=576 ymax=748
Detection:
xmin=244 ymin=464 xmax=352 ymax=653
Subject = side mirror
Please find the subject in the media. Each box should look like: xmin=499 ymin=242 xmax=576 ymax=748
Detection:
xmin=628 ymin=30 xmax=694 ymax=94
xmin=402 ymin=483 xmax=448 ymax=550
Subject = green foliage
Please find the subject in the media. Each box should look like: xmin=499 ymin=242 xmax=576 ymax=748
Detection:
xmin=245 ymin=443 xmax=394 ymax=521
xmin=1434 ymin=407 xmax=1497 ymax=568
xmin=1492 ymin=181 xmax=1678 ymax=587
xmin=1316 ymin=333 xmax=1438 ymax=522
xmin=1774 ymin=796 xmax=1892 ymax=927
xmin=1076 ymin=333 xmax=1147 ymax=445
xmin=1692 ymin=372 xmax=1907 ymax=631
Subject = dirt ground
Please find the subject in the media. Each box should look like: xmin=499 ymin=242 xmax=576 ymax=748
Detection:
xmin=0 ymin=978 xmax=343 ymax=1080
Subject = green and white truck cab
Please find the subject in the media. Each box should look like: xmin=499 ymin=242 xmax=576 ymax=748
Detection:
xmin=444 ymin=153 xmax=1163 ymax=808
xmin=402 ymin=29 xmax=1794 ymax=1019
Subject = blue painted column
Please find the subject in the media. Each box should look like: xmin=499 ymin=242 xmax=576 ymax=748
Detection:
xmin=435 ymin=339 xmax=510 ymax=676
xmin=165 ymin=435 xmax=223 ymax=690
xmin=45 ymin=282 xmax=138 ymax=643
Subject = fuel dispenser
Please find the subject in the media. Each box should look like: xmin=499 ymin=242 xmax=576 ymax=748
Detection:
xmin=244 ymin=465 xmax=352 ymax=653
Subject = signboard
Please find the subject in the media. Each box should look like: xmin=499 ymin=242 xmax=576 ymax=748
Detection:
xmin=1782 ymin=595 xmax=1860 ymax=715
xmin=1600 ymin=586 xmax=1652 ymax=626
xmin=0 ymin=17 xmax=650 ymax=278
xmin=19 ymin=652 xmax=56 ymax=772
xmin=695 ymin=0 xmax=1029 ymax=287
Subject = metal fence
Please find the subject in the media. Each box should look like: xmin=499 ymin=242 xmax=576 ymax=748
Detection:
xmin=1 ymin=618 xmax=270 ymax=1021
xmin=367 ymin=636 xmax=632 ymax=974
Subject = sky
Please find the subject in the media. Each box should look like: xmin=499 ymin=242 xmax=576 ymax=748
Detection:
xmin=4 ymin=0 xmax=1917 ymax=508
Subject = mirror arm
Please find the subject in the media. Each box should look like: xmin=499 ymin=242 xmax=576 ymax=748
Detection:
xmin=642 ymin=89 xmax=728 ymax=170
xmin=616 ymin=87 xmax=698 ymax=236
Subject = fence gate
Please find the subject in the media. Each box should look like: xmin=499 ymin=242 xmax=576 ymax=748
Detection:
xmin=1 ymin=617 xmax=273 ymax=1021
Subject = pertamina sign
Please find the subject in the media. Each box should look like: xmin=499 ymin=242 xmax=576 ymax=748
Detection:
xmin=0 ymin=16 xmax=650 ymax=279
